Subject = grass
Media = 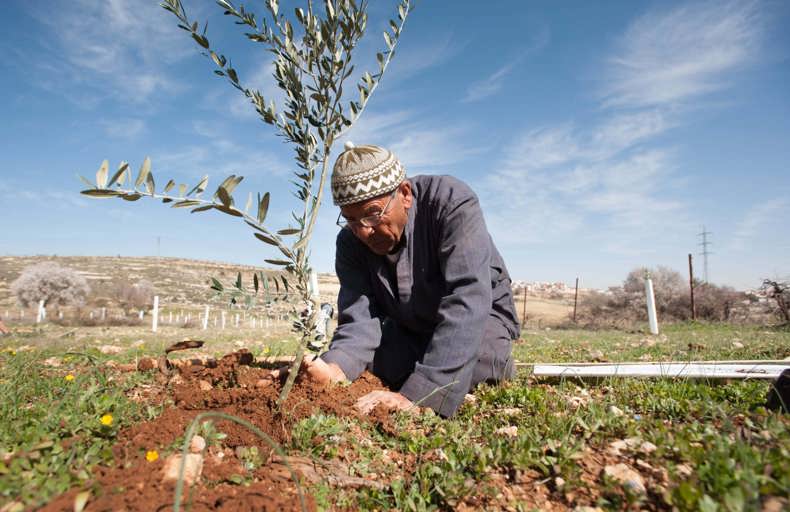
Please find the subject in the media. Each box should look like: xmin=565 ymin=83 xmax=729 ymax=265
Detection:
xmin=0 ymin=321 xmax=788 ymax=510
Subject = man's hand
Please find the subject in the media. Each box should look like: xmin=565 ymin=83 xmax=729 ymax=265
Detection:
xmin=303 ymin=357 xmax=347 ymax=385
xmin=257 ymin=356 xmax=347 ymax=389
xmin=355 ymin=390 xmax=414 ymax=415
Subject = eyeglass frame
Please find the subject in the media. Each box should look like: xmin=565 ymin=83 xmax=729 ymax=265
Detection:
xmin=336 ymin=188 xmax=400 ymax=230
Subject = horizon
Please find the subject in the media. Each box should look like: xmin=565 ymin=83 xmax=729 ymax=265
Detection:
xmin=1 ymin=0 xmax=788 ymax=290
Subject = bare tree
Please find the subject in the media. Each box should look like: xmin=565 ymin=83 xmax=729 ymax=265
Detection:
xmin=114 ymin=279 xmax=156 ymax=314
xmin=11 ymin=262 xmax=91 ymax=308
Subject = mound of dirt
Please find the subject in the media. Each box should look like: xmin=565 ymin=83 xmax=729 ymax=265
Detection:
xmin=40 ymin=351 xmax=391 ymax=512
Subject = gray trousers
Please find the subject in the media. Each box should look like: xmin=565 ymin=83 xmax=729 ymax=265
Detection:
xmin=366 ymin=314 xmax=515 ymax=392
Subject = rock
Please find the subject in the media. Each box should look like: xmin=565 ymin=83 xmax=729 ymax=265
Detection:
xmin=608 ymin=405 xmax=625 ymax=417
xmin=762 ymin=497 xmax=788 ymax=512
xmin=500 ymin=407 xmax=521 ymax=415
xmin=198 ymin=380 xmax=212 ymax=392
xmin=137 ymin=357 xmax=159 ymax=371
xmin=43 ymin=357 xmax=61 ymax=367
xmin=131 ymin=339 xmax=145 ymax=348
xmin=554 ymin=476 xmax=566 ymax=489
xmin=495 ymin=426 xmax=518 ymax=438
xmin=189 ymin=435 xmax=206 ymax=454
xmin=603 ymin=463 xmax=646 ymax=494
xmin=162 ymin=453 xmax=203 ymax=486
xmin=732 ymin=341 xmax=745 ymax=349
xmin=639 ymin=441 xmax=657 ymax=454
xmin=588 ymin=349 xmax=605 ymax=361
xmin=98 ymin=345 xmax=122 ymax=355
xmin=573 ymin=507 xmax=604 ymax=512
xmin=463 ymin=393 xmax=477 ymax=404
xmin=675 ymin=463 xmax=693 ymax=477
xmin=608 ymin=439 xmax=629 ymax=455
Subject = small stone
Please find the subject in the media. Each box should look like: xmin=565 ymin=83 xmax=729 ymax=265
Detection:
xmin=189 ymin=435 xmax=206 ymax=454
xmin=162 ymin=454 xmax=203 ymax=486
xmin=495 ymin=426 xmax=518 ymax=438
xmin=463 ymin=393 xmax=477 ymax=404
xmin=98 ymin=345 xmax=122 ymax=355
xmin=603 ymin=463 xmax=646 ymax=494
xmin=675 ymin=463 xmax=693 ymax=478
xmin=574 ymin=507 xmax=604 ymax=512
xmin=732 ymin=341 xmax=744 ymax=349
xmin=588 ymin=349 xmax=605 ymax=361
xmin=639 ymin=441 xmax=657 ymax=454
xmin=198 ymin=380 xmax=212 ymax=392
xmin=554 ymin=476 xmax=566 ymax=489
xmin=762 ymin=497 xmax=788 ymax=512
xmin=608 ymin=405 xmax=625 ymax=417
xmin=43 ymin=357 xmax=61 ymax=367
xmin=137 ymin=357 xmax=159 ymax=371
xmin=608 ymin=439 xmax=629 ymax=455
xmin=501 ymin=407 xmax=521 ymax=415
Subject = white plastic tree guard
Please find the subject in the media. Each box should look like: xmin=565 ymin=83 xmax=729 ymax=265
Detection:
xmin=644 ymin=274 xmax=659 ymax=335
xmin=532 ymin=361 xmax=789 ymax=380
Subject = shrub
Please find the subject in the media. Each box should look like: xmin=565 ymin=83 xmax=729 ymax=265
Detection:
xmin=760 ymin=279 xmax=790 ymax=323
xmin=10 ymin=262 xmax=91 ymax=308
xmin=113 ymin=279 xmax=155 ymax=313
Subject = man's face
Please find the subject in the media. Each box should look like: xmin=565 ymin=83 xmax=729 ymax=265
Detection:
xmin=339 ymin=181 xmax=413 ymax=255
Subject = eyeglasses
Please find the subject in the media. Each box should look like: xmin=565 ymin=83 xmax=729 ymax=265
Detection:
xmin=336 ymin=188 xmax=399 ymax=229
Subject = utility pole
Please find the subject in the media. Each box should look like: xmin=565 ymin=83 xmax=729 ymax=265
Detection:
xmin=698 ymin=226 xmax=713 ymax=283
xmin=573 ymin=277 xmax=579 ymax=323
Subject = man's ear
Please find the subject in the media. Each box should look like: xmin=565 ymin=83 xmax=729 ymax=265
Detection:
xmin=399 ymin=181 xmax=413 ymax=209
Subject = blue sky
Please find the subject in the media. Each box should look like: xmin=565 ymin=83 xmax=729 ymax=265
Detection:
xmin=1 ymin=0 xmax=788 ymax=290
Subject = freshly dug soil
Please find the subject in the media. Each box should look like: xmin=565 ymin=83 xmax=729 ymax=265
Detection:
xmin=40 ymin=351 xmax=391 ymax=512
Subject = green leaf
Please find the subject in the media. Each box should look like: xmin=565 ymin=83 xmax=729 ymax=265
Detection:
xmin=179 ymin=184 xmax=187 ymax=197
xmin=145 ymin=171 xmax=155 ymax=195
xmin=80 ymin=189 xmax=122 ymax=198
xmin=254 ymin=233 xmax=279 ymax=245
xmin=172 ymin=200 xmax=202 ymax=208
xmin=121 ymin=193 xmax=142 ymax=201
xmin=191 ymin=205 xmax=214 ymax=213
xmin=383 ymin=31 xmax=393 ymax=49
xmin=135 ymin=157 xmax=151 ymax=188
xmin=96 ymin=160 xmax=109 ymax=189
xmin=216 ymin=186 xmax=232 ymax=207
xmin=253 ymin=273 xmax=259 ymax=293
xmin=325 ymin=0 xmax=335 ymax=19
xmin=292 ymin=236 xmax=309 ymax=251
xmin=281 ymin=275 xmax=289 ymax=292
xmin=215 ymin=205 xmax=243 ymax=217
xmin=264 ymin=259 xmax=291 ymax=266
xmin=257 ymin=192 xmax=270 ymax=224
xmin=235 ymin=272 xmax=242 ymax=290
xmin=245 ymin=192 xmax=253 ymax=213
xmin=192 ymin=32 xmax=209 ymax=49
xmin=107 ymin=162 xmax=129 ymax=187
xmin=187 ymin=175 xmax=208 ymax=196
xmin=277 ymin=228 xmax=300 ymax=236
xmin=164 ymin=179 xmax=176 ymax=193
xmin=210 ymin=278 xmax=224 ymax=292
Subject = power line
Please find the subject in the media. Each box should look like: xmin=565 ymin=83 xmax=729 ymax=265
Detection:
xmin=698 ymin=225 xmax=713 ymax=283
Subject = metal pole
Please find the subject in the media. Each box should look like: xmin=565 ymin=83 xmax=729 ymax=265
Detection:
xmin=573 ymin=277 xmax=579 ymax=323
xmin=688 ymin=253 xmax=696 ymax=320
xmin=521 ymin=287 xmax=527 ymax=328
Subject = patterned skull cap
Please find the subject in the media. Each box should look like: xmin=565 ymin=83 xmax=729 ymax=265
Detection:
xmin=331 ymin=141 xmax=406 ymax=206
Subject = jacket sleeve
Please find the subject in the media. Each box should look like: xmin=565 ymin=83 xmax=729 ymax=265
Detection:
xmin=320 ymin=231 xmax=383 ymax=380
xmin=398 ymin=183 xmax=492 ymax=417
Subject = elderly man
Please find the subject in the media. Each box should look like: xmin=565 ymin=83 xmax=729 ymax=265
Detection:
xmin=306 ymin=142 xmax=520 ymax=417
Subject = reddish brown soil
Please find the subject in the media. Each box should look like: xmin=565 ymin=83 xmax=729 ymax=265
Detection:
xmin=40 ymin=352 xmax=391 ymax=512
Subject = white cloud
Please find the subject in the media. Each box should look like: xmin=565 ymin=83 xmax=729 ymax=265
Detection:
xmin=729 ymin=198 xmax=788 ymax=251
xmin=601 ymin=0 xmax=761 ymax=109
xmin=23 ymin=0 xmax=194 ymax=107
xmin=102 ymin=118 xmax=146 ymax=139
xmin=462 ymin=26 xmax=550 ymax=103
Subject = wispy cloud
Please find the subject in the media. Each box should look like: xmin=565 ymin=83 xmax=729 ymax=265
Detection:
xmin=601 ymin=0 xmax=761 ymax=109
xmin=729 ymin=198 xmax=788 ymax=251
xmin=21 ymin=0 xmax=193 ymax=107
xmin=101 ymin=118 xmax=146 ymax=139
xmin=463 ymin=26 xmax=549 ymax=103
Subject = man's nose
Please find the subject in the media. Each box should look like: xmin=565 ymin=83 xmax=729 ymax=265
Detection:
xmin=351 ymin=223 xmax=374 ymax=238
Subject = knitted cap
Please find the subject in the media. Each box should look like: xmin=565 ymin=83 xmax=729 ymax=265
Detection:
xmin=331 ymin=142 xmax=406 ymax=206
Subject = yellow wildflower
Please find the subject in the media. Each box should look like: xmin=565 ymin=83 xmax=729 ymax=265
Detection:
xmin=145 ymin=450 xmax=159 ymax=462
xmin=100 ymin=414 xmax=113 ymax=426
xmin=65 ymin=374 xmax=75 ymax=382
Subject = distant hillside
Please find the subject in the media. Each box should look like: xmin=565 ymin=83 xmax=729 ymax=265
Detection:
xmin=0 ymin=255 xmax=339 ymax=308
